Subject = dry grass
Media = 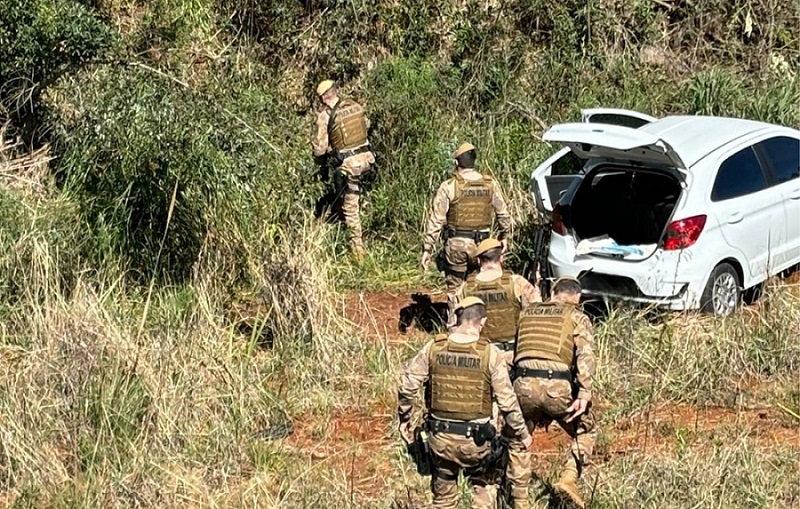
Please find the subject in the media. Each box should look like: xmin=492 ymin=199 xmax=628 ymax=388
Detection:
xmin=0 ymin=124 xmax=52 ymax=196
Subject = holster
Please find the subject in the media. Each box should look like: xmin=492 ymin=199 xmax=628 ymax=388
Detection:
xmin=435 ymin=249 xmax=448 ymax=274
xmin=463 ymin=435 xmax=509 ymax=478
xmin=405 ymin=426 xmax=432 ymax=477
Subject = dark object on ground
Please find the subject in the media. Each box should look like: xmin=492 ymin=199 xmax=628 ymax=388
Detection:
xmin=236 ymin=319 xmax=275 ymax=350
xmin=253 ymin=421 xmax=293 ymax=440
xmin=399 ymin=293 xmax=448 ymax=333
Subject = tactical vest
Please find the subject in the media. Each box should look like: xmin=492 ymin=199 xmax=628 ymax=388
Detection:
xmin=463 ymin=271 xmax=520 ymax=342
xmin=515 ymin=302 xmax=577 ymax=366
xmin=446 ymin=173 xmax=494 ymax=231
xmin=428 ymin=334 xmax=492 ymax=421
xmin=328 ymin=99 xmax=369 ymax=152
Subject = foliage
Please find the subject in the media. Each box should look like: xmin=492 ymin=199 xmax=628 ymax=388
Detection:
xmin=0 ymin=0 xmax=113 ymax=138
xmin=1 ymin=4 xmax=800 ymax=505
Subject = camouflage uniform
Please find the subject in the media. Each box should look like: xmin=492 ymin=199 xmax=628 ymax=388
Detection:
xmin=422 ymin=170 xmax=511 ymax=297
xmin=398 ymin=332 xmax=531 ymax=509
xmin=506 ymin=306 xmax=597 ymax=509
xmin=312 ymin=101 xmax=374 ymax=254
xmin=454 ymin=266 xmax=541 ymax=365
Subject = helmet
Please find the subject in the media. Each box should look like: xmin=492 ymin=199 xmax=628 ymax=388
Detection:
xmin=316 ymin=80 xmax=336 ymax=96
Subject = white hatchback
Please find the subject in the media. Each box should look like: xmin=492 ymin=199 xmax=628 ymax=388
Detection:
xmin=531 ymin=112 xmax=800 ymax=315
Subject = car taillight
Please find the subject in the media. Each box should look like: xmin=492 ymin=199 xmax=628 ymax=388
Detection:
xmin=552 ymin=204 xmax=567 ymax=235
xmin=663 ymin=215 xmax=707 ymax=250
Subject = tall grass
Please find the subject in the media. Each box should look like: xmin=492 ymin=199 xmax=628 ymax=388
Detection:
xmin=1 ymin=1 xmax=800 ymax=507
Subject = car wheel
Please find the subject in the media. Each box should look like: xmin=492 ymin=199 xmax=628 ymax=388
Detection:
xmin=701 ymin=263 xmax=741 ymax=316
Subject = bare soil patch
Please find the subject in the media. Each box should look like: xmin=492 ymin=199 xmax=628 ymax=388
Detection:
xmin=345 ymin=289 xmax=448 ymax=342
xmin=283 ymin=404 xmax=395 ymax=497
xmin=282 ymin=290 xmax=800 ymax=497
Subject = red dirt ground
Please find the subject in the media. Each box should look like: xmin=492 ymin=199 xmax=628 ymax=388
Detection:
xmin=283 ymin=404 xmax=396 ymax=497
xmin=283 ymin=290 xmax=800 ymax=498
xmin=345 ymin=289 xmax=448 ymax=342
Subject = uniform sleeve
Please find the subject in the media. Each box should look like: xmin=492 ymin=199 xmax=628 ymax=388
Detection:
xmin=489 ymin=348 xmax=531 ymax=441
xmin=491 ymin=180 xmax=512 ymax=239
xmin=422 ymin=181 xmax=452 ymax=253
xmin=573 ymin=312 xmax=597 ymax=402
xmin=311 ymin=110 xmax=330 ymax=157
xmin=397 ymin=341 xmax=433 ymax=422
xmin=513 ymin=275 xmax=542 ymax=308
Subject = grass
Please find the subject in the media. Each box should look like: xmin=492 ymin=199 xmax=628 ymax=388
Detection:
xmin=1 ymin=0 xmax=800 ymax=507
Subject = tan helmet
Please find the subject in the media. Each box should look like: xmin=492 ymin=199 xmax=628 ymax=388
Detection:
xmin=316 ymin=80 xmax=336 ymax=96
xmin=453 ymin=142 xmax=476 ymax=159
xmin=475 ymin=238 xmax=503 ymax=257
xmin=455 ymin=296 xmax=485 ymax=312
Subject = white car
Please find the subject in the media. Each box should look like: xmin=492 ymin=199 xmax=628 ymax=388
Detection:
xmin=531 ymin=111 xmax=800 ymax=315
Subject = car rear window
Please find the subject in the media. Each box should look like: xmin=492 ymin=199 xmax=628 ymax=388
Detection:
xmin=586 ymin=114 xmax=651 ymax=129
xmin=711 ymin=147 xmax=768 ymax=201
xmin=758 ymin=136 xmax=800 ymax=184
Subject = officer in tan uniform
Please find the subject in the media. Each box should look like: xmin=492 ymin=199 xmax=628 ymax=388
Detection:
xmin=420 ymin=144 xmax=512 ymax=299
xmin=398 ymin=297 xmax=532 ymax=509
xmin=454 ymin=238 xmax=541 ymax=364
xmin=311 ymin=80 xmax=374 ymax=257
xmin=505 ymin=277 xmax=597 ymax=509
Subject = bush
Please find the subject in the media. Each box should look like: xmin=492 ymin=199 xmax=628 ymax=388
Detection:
xmin=0 ymin=0 xmax=112 ymax=137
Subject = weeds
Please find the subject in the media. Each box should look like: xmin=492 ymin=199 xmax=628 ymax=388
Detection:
xmin=1 ymin=0 xmax=799 ymax=507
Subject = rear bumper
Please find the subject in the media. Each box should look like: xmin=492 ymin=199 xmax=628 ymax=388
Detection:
xmin=579 ymin=273 xmax=691 ymax=310
xmin=548 ymin=233 xmax=705 ymax=310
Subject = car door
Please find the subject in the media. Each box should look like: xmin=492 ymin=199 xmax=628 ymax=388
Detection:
xmin=531 ymin=109 xmax=657 ymax=213
xmin=755 ymin=135 xmax=800 ymax=268
xmin=710 ymin=145 xmax=784 ymax=282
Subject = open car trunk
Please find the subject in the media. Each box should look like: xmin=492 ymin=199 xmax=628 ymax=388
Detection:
xmin=566 ymin=167 xmax=682 ymax=260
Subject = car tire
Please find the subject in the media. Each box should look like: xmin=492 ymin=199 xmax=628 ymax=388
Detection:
xmin=700 ymin=263 xmax=741 ymax=316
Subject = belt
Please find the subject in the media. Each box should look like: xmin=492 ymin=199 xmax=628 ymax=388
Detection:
xmin=513 ymin=366 xmax=572 ymax=381
xmin=428 ymin=418 xmax=487 ymax=438
xmin=450 ymin=229 xmax=491 ymax=240
xmin=492 ymin=340 xmax=515 ymax=351
xmin=336 ymin=145 xmax=371 ymax=158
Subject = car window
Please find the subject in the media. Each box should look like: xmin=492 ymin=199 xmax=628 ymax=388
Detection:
xmin=711 ymin=147 xmax=768 ymax=201
xmin=758 ymin=136 xmax=800 ymax=184
xmin=552 ymin=150 xmax=587 ymax=176
xmin=586 ymin=113 xmax=651 ymax=129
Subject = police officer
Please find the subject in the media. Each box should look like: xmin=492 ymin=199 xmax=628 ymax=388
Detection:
xmin=454 ymin=238 xmax=541 ymax=364
xmin=505 ymin=277 xmax=597 ymax=509
xmin=311 ymin=80 xmax=374 ymax=257
xmin=398 ymin=297 xmax=532 ymax=509
xmin=420 ymin=144 xmax=512 ymax=300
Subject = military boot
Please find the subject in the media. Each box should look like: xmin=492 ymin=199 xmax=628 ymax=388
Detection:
xmin=350 ymin=238 xmax=366 ymax=260
xmin=510 ymin=488 xmax=529 ymax=509
xmin=552 ymin=467 xmax=584 ymax=509
xmin=352 ymin=244 xmax=366 ymax=260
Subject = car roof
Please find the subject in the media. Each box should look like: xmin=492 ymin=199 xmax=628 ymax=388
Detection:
xmin=637 ymin=116 xmax=798 ymax=168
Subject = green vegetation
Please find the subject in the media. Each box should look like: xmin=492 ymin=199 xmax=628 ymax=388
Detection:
xmin=0 ymin=0 xmax=799 ymax=507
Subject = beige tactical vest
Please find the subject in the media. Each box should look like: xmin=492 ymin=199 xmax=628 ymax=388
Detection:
xmin=515 ymin=302 xmax=577 ymax=366
xmin=463 ymin=271 xmax=520 ymax=342
xmin=428 ymin=334 xmax=492 ymax=421
xmin=446 ymin=173 xmax=494 ymax=230
xmin=328 ymin=99 xmax=368 ymax=152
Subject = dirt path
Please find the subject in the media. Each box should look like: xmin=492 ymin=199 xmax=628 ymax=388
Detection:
xmin=283 ymin=289 xmax=800 ymax=498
